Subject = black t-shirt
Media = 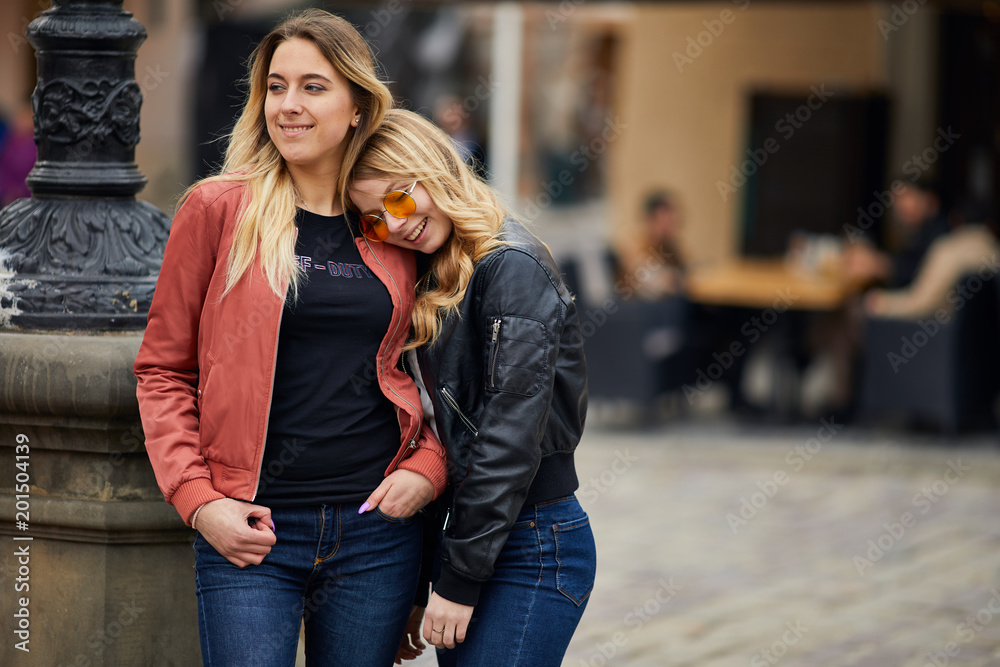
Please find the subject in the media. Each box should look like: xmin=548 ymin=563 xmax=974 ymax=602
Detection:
xmin=255 ymin=209 xmax=401 ymax=506
xmin=890 ymin=214 xmax=951 ymax=289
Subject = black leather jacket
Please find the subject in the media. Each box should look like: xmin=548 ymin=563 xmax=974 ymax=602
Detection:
xmin=415 ymin=220 xmax=588 ymax=606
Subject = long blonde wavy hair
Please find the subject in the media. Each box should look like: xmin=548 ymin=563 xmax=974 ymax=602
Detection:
xmin=350 ymin=109 xmax=510 ymax=350
xmin=187 ymin=9 xmax=392 ymax=300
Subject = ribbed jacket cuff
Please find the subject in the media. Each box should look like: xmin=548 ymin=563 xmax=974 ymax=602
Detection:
xmin=397 ymin=448 xmax=448 ymax=499
xmin=434 ymin=566 xmax=483 ymax=607
xmin=171 ymin=478 xmax=226 ymax=526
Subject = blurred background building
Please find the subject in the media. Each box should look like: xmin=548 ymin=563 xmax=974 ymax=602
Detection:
xmin=2 ymin=0 xmax=999 ymax=430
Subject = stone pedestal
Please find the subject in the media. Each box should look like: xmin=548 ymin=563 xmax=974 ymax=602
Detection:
xmin=0 ymin=332 xmax=200 ymax=666
xmin=0 ymin=0 xmax=193 ymax=662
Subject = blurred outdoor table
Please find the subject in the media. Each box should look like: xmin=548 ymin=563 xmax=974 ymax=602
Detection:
xmin=684 ymin=257 xmax=865 ymax=419
xmin=685 ymin=258 xmax=861 ymax=310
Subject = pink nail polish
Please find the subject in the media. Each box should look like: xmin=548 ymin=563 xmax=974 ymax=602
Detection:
xmin=270 ymin=519 xmax=275 ymax=531
xmin=359 ymin=502 xmax=370 ymax=514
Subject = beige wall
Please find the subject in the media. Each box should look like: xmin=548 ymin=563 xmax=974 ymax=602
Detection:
xmin=610 ymin=1 xmax=888 ymax=265
xmin=127 ymin=0 xmax=198 ymax=212
xmin=0 ymin=0 xmax=42 ymax=114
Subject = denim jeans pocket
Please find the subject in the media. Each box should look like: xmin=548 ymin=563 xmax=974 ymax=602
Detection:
xmin=552 ymin=515 xmax=597 ymax=606
xmin=374 ymin=506 xmax=417 ymax=523
xmin=193 ymin=532 xmax=249 ymax=570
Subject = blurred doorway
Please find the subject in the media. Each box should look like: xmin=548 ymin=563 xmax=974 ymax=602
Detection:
xmin=938 ymin=8 xmax=1000 ymax=223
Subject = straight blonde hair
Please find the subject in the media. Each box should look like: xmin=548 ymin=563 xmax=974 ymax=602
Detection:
xmin=349 ymin=109 xmax=509 ymax=350
xmin=186 ymin=9 xmax=392 ymax=300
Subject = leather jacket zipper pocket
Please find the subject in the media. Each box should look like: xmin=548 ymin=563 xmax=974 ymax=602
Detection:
xmin=440 ymin=386 xmax=478 ymax=437
xmin=489 ymin=317 xmax=501 ymax=389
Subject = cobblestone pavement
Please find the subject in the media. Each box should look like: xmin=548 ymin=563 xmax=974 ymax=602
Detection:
xmin=410 ymin=418 xmax=1000 ymax=667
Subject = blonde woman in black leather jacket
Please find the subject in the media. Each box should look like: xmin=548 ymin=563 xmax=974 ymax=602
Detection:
xmin=349 ymin=109 xmax=595 ymax=667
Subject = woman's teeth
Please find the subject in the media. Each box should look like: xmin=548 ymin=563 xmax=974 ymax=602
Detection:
xmin=406 ymin=218 xmax=427 ymax=241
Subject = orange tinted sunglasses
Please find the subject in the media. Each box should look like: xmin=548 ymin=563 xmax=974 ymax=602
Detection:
xmin=359 ymin=182 xmax=417 ymax=242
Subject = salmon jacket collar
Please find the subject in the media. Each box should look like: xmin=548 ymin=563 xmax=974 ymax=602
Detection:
xmin=134 ymin=180 xmax=447 ymax=525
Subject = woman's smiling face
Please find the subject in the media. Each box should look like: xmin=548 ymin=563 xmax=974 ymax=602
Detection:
xmin=264 ymin=37 xmax=359 ymax=173
xmin=349 ymin=180 xmax=455 ymax=253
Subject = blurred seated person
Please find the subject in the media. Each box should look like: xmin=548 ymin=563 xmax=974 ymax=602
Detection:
xmin=843 ymin=178 xmax=950 ymax=289
xmin=818 ymin=183 xmax=959 ymax=417
xmin=616 ymin=190 xmax=759 ymax=410
xmin=865 ymin=212 xmax=999 ymax=319
xmin=618 ymin=189 xmax=686 ymax=300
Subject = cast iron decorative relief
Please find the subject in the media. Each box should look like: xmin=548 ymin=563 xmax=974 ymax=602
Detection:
xmin=34 ymin=79 xmax=142 ymax=148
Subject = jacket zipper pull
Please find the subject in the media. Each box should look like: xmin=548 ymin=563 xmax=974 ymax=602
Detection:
xmin=408 ymin=439 xmax=417 ymax=450
xmin=489 ymin=318 xmax=502 ymax=388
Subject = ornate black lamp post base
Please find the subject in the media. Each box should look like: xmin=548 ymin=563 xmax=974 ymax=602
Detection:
xmin=0 ymin=0 xmax=170 ymax=330
xmin=0 ymin=197 xmax=166 ymax=329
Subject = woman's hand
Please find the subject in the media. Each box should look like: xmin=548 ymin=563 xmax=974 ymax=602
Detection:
xmin=394 ymin=605 xmax=426 ymax=663
xmin=422 ymin=592 xmax=474 ymax=650
xmin=195 ymin=498 xmax=276 ymax=568
xmin=360 ymin=469 xmax=434 ymax=519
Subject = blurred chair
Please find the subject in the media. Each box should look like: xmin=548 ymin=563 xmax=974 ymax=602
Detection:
xmin=560 ymin=257 xmax=691 ymax=419
xmin=858 ymin=273 xmax=1000 ymax=433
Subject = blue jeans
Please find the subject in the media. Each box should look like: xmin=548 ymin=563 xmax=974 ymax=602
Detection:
xmin=437 ymin=495 xmax=597 ymax=667
xmin=193 ymin=503 xmax=422 ymax=667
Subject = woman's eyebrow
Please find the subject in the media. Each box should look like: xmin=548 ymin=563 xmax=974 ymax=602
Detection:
xmin=266 ymin=73 xmax=333 ymax=83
